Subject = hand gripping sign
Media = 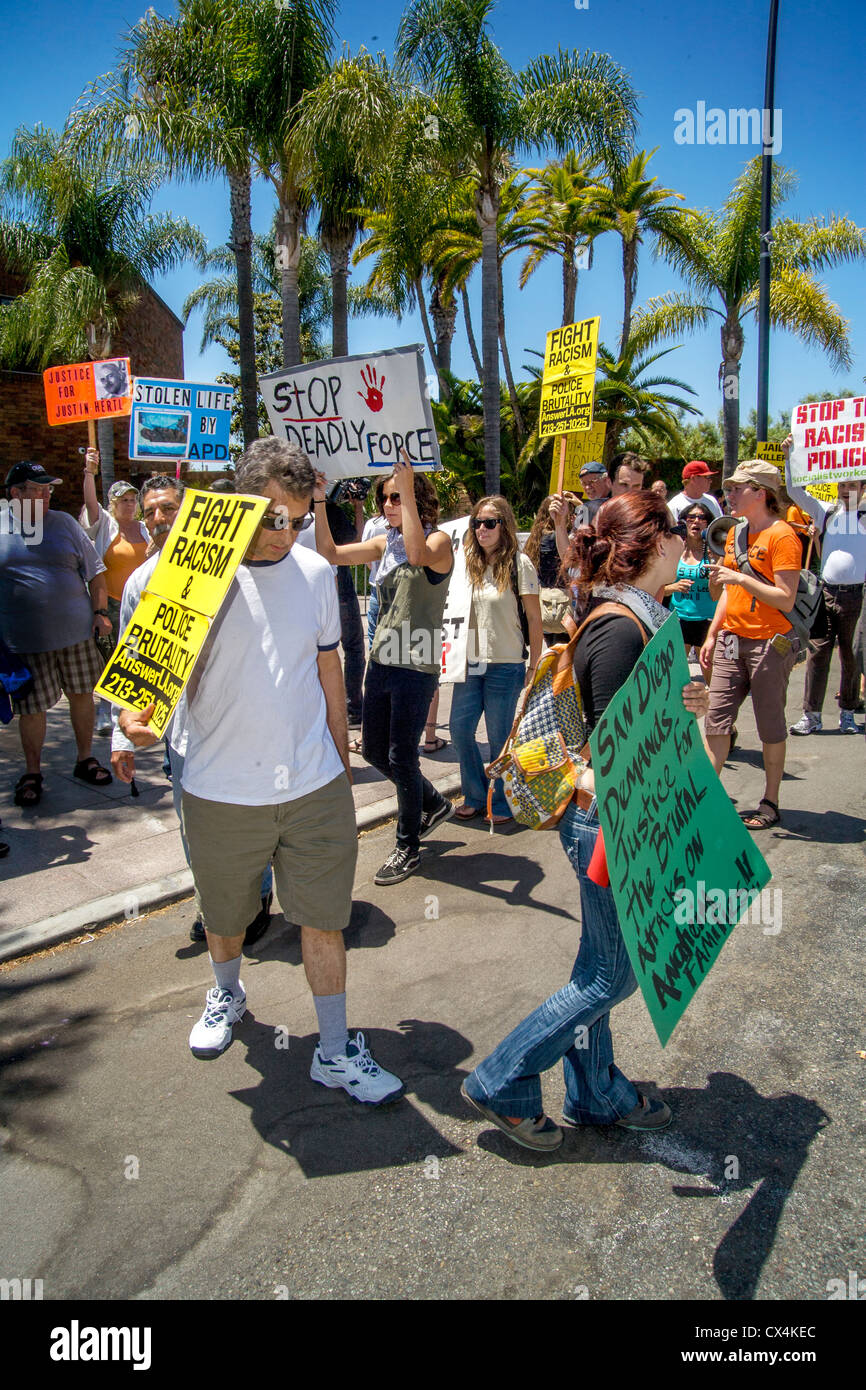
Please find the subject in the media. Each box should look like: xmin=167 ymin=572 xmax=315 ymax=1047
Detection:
xmin=259 ymin=344 xmax=440 ymax=479
xmin=94 ymin=489 xmax=268 ymax=735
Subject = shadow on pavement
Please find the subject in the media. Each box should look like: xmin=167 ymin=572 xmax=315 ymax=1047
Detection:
xmin=419 ymin=841 xmax=576 ymax=921
xmin=474 ymin=1070 xmax=828 ymax=1301
xmin=0 ymin=968 xmax=96 ymax=1125
xmin=228 ymin=1016 xmax=472 ymax=1178
xmin=772 ymin=809 xmax=866 ymax=844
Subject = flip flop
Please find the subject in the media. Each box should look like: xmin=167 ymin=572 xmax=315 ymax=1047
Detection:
xmin=73 ymin=757 xmax=112 ymax=787
xmin=739 ymin=799 xmax=780 ymax=829
xmin=454 ymin=804 xmax=482 ymax=820
xmin=421 ymin=736 xmax=447 ymax=754
xmin=14 ymin=773 xmax=43 ymax=807
xmin=349 ymin=737 xmax=363 ymax=754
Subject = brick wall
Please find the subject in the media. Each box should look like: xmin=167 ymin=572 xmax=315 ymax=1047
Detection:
xmin=0 ymin=272 xmax=185 ymax=514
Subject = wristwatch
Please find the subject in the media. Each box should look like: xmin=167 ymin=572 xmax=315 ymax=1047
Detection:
xmin=93 ymin=608 xmax=110 ymax=617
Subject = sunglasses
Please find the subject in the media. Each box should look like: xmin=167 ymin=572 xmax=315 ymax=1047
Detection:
xmin=471 ymin=517 xmax=502 ymax=531
xmin=383 ymin=491 xmax=402 ymax=504
xmin=259 ymin=511 xmax=307 ymax=532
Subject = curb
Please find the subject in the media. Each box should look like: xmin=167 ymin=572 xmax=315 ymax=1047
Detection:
xmin=0 ymin=771 xmax=464 ymax=965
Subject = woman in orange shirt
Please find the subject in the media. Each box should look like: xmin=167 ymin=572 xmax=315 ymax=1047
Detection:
xmin=700 ymin=461 xmax=801 ymax=829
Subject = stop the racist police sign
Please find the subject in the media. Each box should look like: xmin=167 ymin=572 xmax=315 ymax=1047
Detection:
xmin=259 ymin=345 xmax=440 ymax=479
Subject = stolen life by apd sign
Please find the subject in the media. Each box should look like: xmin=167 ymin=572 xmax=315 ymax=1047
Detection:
xmin=129 ymin=377 xmax=234 ymax=465
xmin=95 ymin=489 xmax=268 ymax=735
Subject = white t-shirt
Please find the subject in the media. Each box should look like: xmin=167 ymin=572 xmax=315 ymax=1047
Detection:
xmin=669 ymin=490 xmax=722 ymax=521
xmin=180 ymin=545 xmax=344 ymax=805
xmin=468 ymin=551 xmax=539 ymax=665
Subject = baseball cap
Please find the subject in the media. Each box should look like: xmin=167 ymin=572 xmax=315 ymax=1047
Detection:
xmin=682 ymin=460 xmax=712 ymax=479
xmin=108 ymin=480 xmax=138 ymax=500
xmin=724 ymin=460 xmax=782 ymax=493
xmin=578 ymin=460 xmax=607 ymax=476
xmin=5 ymin=462 xmax=62 ymax=488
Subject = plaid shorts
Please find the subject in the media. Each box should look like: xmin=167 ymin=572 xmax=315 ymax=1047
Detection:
xmin=15 ymin=638 xmax=105 ymax=715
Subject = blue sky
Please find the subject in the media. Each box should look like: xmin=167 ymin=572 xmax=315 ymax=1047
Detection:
xmin=3 ymin=0 xmax=864 ymax=428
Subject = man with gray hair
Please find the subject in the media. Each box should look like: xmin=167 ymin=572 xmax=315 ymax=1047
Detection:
xmin=118 ymin=439 xmax=402 ymax=1103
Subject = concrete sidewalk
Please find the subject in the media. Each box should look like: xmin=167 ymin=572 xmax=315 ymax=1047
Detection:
xmin=0 ymin=681 xmax=461 ymax=961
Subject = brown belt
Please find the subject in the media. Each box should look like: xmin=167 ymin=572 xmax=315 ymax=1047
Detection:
xmin=573 ymin=786 xmax=594 ymax=811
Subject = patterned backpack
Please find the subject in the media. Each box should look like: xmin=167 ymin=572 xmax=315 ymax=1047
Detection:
xmin=485 ymin=603 xmax=647 ymax=829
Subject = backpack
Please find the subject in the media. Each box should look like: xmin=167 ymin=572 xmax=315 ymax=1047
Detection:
xmin=485 ymin=603 xmax=647 ymax=829
xmin=732 ymin=520 xmax=821 ymax=650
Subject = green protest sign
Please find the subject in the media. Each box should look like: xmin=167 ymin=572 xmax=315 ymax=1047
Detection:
xmin=589 ymin=615 xmax=771 ymax=1046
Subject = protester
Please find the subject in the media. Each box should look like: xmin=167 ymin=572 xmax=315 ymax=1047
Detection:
xmin=361 ymin=477 xmax=389 ymax=650
xmin=524 ymin=494 xmax=575 ymax=643
xmin=0 ymin=462 xmax=113 ymax=806
xmin=324 ymin=495 xmax=365 ymax=731
xmin=110 ymin=474 xmax=272 ymax=948
xmin=650 ymin=479 xmax=669 ymax=502
xmin=610 ymin=452 xmax=650 ymax=495
xmin=783 ymin=437 xmax=866 ymax=735
xmin=572 ymin=460 xmax=611 ymax=527
xmin=668 ymin=460 xmax=723 ymax=522
xmin=313 ymin=452 xmax=453 ymax=886
xmin=461 ymin=492 xmax=706 ymax=1148
xmin=79 ymin=446 xmax=149 ymax=733
xmin=664 ymin=501 xmax=717 ymax=659
xmin=117 ymin=439 xmax=401 ymax=1098
xmin=450 ymin=497 xmax=542 ymax=824
xmin=701 ymin=460 xmax=801 ymax=829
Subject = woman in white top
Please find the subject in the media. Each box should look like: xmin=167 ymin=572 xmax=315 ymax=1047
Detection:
xmin=451 ymin=496 xmax=543 ymax=824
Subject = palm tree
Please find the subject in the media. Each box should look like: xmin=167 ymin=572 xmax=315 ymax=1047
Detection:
xmin=516 ymin=151 xmax=604 ymax=325
xmin=591 ymin=340 xmax=699 ymax=463
xmin=292 ymin=52 xmax=399 ymax=359
xmin=69 ymin=0 xmax=269 ymax=446
xmin=0 ymin=125 xmax=204 ymax=493
xmin=396 ymin=0 xmax=637 ymax=493
xmin=631 ymin=156 xmax=866 ymax=476
xmin=581 ymin=148 xmax=690 ymax=356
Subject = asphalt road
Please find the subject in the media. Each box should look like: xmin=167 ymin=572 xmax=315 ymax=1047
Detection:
xmin=1 ymin=703 xmax=864 ymax=1309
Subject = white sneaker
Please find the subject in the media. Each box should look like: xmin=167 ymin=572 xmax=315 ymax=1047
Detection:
xmin=840 ymin=710 xmax=862 ymax=734
xmin=189 ymin=985 xmax=246 ymax=1058
xmin=310 ymin=1030 xmax=403 ymax=1104
xmin=790 ymin=712 xmax=822 ymax=735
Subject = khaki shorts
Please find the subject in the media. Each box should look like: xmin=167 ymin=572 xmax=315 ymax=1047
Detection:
xmin=705 ymin=630 xmax=798 ymax=745
xmin=181 ymin=774 xmax=357 ymax=937
xmin=16 ymin=638 xmax=104 ymax=714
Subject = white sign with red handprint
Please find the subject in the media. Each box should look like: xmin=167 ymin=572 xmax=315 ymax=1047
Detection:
xmin=260 ymin=344 xmax=440 ymax=479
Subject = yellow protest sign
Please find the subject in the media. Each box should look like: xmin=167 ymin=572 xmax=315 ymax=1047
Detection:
xmin=806 ymin=480 xmax=838 ymax=504
xmin=95 ymin=592 xmax=211 ymax=736
xmin=539 ymin=316 xmax=600 ymax=439
xmin=549 ymin=423 xmax=607 ymax=493
xmin=756 ymin=441 xmax=785 ymax=472
xmin=95 ymin=488 xmax=269 ymax=735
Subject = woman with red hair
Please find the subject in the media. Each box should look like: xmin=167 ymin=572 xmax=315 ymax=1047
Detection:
xmin=461 ymin=493 xmax=709 ymax=1150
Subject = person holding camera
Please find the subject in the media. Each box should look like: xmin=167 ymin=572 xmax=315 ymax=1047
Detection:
xmin=663 ymin=501 xmax=717 ymax=661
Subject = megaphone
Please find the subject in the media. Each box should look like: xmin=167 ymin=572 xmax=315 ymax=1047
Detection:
xmin=704 ymin=514 xmax=737 ymax=557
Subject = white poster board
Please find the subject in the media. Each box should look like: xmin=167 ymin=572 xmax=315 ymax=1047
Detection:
xmin=438 ymin=517 xmax=471 ymax=684
xmin=789 ymin=396 xmax=866 ymax=488
xmin=260 ymin=345 xmax=440 ymax=480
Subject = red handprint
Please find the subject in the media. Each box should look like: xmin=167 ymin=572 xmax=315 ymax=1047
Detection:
xmin=358 ymin=363 xmax=385 ymax=412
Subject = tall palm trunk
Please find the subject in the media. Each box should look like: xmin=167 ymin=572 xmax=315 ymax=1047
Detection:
xmin=228 ymin=164 xmax=259 ymax=447
xmin=326 ymin=233 xmax=352 ymax=359
xmin=275 ymin=198 xmax=303 ymax=368
xmin=476 ymin=183 xmax=501 ymax=495
xmin=497 ymin=263 xmax=524 ymax=440
xmin=562 ymin=245 xmax=577 ymax=326
xmin=413 ymin=274 xmax=443 ymax=398
xmin=620 ymin=236 xmax=638 ymax=356
xmin=429 ymin=280 xmax=455 ymax=401
xmin=461 ymin=284 xmax=483 ymax=382
xmin=721 ymin=312 xmax=744 ymax=479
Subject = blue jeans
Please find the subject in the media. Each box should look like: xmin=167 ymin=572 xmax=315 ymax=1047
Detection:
xmin=367 ymin=589 xmax=380 ymax=652
xmin=463 ymin=801 xmax=640 ymax=1122
xmin=449 ymin=661 xmax=525 ymax=817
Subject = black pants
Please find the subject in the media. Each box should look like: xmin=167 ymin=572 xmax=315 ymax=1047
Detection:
xmin=804 ymin=584 xmax=863 ymax=712
xmin=362 ymin=659 xmax=441 ymax=852
xmin=338 ymin=580 xmax=365 ymax=722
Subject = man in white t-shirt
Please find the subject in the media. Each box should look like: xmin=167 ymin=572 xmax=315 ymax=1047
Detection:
xmin=118 ymin=439 xmax=401 ymax=1103
xmin=668 ymin=460 xmax=723 ymax=521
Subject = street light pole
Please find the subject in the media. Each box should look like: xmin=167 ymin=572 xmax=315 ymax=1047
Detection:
xmin=756 ymin=0 xmax=781 ymax=443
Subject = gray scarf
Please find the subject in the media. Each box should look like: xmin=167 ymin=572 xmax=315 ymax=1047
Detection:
xmin=592 ymin=583 xmax=671 ymax=635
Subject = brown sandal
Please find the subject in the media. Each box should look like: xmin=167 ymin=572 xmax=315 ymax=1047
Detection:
xmin=740 ymin=798 xmax=780 ymax=829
